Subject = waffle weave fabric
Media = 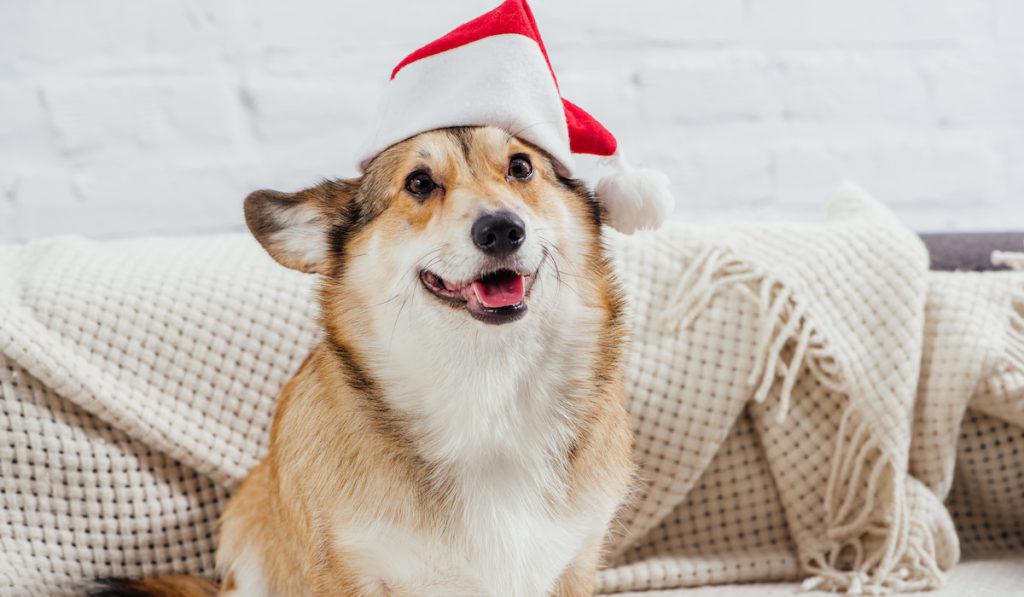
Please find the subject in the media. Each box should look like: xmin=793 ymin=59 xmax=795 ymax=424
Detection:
xmin=1 ymin=185 xmax=1022 ymax=595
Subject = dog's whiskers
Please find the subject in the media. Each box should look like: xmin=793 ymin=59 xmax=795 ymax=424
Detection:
xmin=386 ymin=277 xmax=417 ymax=355
xmin=538 ymin=237 xmax=587 ymax=305
xmin=369 ymin=293 xmax=403 ymax=308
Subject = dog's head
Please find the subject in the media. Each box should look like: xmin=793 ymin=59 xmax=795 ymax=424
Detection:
xmin=245 ymin=126 xmax=618 ymax=357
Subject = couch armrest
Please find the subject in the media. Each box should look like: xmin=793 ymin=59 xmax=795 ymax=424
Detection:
xmin=920 ymin=233 xmax=1024 ymax=272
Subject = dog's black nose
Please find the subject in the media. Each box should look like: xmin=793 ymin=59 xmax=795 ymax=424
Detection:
xmin=471 ymin=210 xmax=526 ymax=257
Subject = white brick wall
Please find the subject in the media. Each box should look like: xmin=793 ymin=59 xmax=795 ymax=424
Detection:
xmin=1 ymin=0 xmax=1022 ymax=242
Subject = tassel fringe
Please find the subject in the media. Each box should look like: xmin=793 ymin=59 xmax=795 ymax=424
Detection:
xmin=659 ymin=242 xmax=839 ymax=424
xmin=975 ymin=257 xmax=1024 ymax=419
xmin=1007 ymin=289 xmax=1024 ymax=372
xmin=810 ymin=406 xmax=945 ymax=594
xmin=992 ymin=250 xmax=1024 ymax=272
xmin=658 ymin=240 xmax=947 ymax=594
xmin=986 ymin=286 xmax=1024 ymax=409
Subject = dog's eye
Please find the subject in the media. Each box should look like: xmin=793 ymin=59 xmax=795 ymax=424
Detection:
xmin=404 ymin=171 xmax=436 ymax=198
xmin=508 ymin=155 xmax=533 ymax=181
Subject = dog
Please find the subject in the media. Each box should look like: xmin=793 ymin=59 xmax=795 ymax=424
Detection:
xmin=96 ymin=125 xmax=635 ymax=596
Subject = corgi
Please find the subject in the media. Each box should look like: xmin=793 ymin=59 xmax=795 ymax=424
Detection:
xmin=97 ymin=126 xmax=634 ymax=596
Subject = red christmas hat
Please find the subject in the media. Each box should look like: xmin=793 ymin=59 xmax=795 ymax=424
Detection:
xmin=358 ymin=0 xmax=673 ymax=233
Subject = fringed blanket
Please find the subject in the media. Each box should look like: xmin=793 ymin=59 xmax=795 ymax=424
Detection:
xmin=1 ymin=185 xmax=1022 ymax=595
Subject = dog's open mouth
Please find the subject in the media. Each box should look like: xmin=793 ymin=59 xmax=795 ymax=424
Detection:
xmin=420 ymin=268 xmax=535 ymax=324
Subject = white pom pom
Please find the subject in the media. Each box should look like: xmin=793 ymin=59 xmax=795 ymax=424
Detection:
xmin=595 ymin=153 xmax=674 ymax=234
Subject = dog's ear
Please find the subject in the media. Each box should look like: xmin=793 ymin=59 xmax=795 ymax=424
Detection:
xmin=244 ymin=180 xmax=358 ymax=275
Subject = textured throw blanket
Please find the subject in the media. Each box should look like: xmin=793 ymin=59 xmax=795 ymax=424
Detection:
xmin=1 ymin=185 xmax=1022 ymax=596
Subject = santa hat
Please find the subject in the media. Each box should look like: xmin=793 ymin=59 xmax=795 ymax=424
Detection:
xmin=357 ymin=0 xmax=673 ymax=234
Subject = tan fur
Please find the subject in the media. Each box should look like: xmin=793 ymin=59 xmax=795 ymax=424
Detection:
xmin=112 ymin=127 xmax=633 ymax=596
xmin=99 ymin=575 xmax=218 ymax=596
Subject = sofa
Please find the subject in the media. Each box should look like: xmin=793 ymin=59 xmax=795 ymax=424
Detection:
xmin=1 ymin=194 xmax=1021 ymax=596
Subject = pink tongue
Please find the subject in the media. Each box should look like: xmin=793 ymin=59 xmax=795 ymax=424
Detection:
xmin=472 ymin=274 xmax=525 ymax=308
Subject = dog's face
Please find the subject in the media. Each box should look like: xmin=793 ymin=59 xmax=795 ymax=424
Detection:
xmin=246 ymin=126 xmax=612 ymax=358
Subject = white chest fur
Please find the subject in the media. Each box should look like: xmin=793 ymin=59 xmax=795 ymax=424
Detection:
xmin=339 ymin=308 xmax=619 ymax=596
xmin=339 ymin=482 xmax=610 ymax=597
